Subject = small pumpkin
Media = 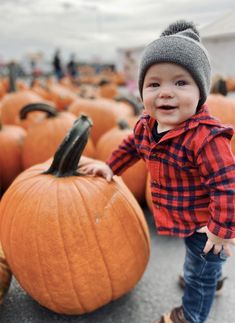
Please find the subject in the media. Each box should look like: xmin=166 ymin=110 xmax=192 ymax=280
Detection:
xmin=31 ymin=78 xmax=52 ymax=101
xmin=21 ymin=103 xmax=95 ymax=169
xmin=0 ymin=243 xmax=12 ymax=304
xmin=145 ymin=173 xmax=152 ymax=212
xmin=0 ymin=115 xmax=150 ymax=314
xmin=206 ymin=94 xmax=235 ymax=154
xmin=0 ymin=122 xmax=26 ymax=194
xmin=68 ymin=97 xmax=134 ymax=144
xmin=114 ymin=95 xmax=144 ymax=128
xmin=1 ymin=90 xmax=49 ymax=127
xmin=95 ymin=119 xmax=147 ymax=203
xmin=226 ymin=77 xmax=235 ymax=92
xmin=1 ymin=62 xmax=49 ymax=127
xmin=45 ymin=78 xmax=77 ymax=111
xmin=96 ymin=79 xmax=118 ymax=99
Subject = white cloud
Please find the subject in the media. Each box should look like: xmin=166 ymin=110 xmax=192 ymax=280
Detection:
xmin=0 ymin=0 xmax=234 ymax=64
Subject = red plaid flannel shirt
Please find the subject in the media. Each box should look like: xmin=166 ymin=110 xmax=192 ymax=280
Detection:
xmin=106 ymin=105 xmax=235 ymax=238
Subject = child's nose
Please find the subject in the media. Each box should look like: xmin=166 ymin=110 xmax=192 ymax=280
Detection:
xmin=158 ymin=86 xmax=173 ymax=98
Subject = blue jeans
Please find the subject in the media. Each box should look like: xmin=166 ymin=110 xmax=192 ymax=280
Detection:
xmin=182 ymin=232 xmax=228 ymax=323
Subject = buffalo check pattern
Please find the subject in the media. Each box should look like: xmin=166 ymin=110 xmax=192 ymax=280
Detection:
xmin=107 ymin=106 xmax=235 ymax=238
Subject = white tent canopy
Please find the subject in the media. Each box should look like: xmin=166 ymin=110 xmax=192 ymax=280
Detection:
xmin=200 ymin=11 xmax=235 ymax=77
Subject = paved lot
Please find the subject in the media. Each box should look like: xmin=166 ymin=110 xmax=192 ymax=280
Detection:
xmin=1 ymin=205 xmax=234 ymax=323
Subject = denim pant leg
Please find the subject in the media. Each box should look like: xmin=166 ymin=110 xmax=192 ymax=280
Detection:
xmin=182 ymin=232 xmax=227 ymax=323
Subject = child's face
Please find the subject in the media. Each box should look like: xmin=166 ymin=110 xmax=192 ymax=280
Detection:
xmin=142 ymin=63 xmax=200 ymax=132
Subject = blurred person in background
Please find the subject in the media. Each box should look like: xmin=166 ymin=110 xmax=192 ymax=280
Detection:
xmin=66 ymin=53 xmax=78 ymax=81
xmin=123 ymin=50 xmax=138 ymax=96
xmin=53 ymin=49 xmax=64 ymax=80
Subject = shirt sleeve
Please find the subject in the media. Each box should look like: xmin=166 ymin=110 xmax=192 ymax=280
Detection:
xmin=106 ymin=132 xmax=140 ymax=175
xmin=196 ymin=133 xmax=235 ymax=239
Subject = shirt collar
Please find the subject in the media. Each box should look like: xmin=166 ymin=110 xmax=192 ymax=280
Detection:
xmin=142 ymin=104 xmax=223 ymax=143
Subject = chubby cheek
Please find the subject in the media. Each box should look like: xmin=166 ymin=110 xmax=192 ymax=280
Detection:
xmin=183 ymin=99 xmax=198 ymax=115
xmin=142 ymin=92 xmax=154 ymax=113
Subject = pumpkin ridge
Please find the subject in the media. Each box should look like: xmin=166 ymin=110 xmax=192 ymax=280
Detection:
xmin=55 ymin=182 xmax=85 ymax=313
xmin=115 ymin=182 xmax=150 ymax=255
xmin=0 ymin=177 xmax=54 ymax=307
xmin=104 ymin=185 xmax=149 ymax=285
xmin=82 ymin=177 xmax=144 ymax=297
xmin=34 ymin=179 xmax=58 ymax=311
xmin=102 ymin=188 xmax=135 ymax=291
xmin=12 ymin=176 xmax=59 ymax=310
xmin=17 ymin=177 xmax=57 ymax=310
xmin=65 ymin=182 xmax=91 ymax=310
xmin=72 ymin=179 xmax=114 ymax=303
xmin=2 ymin=178 xmax=43 ymax=267
xmin=70 ymin=181 xmax=104 ymax=304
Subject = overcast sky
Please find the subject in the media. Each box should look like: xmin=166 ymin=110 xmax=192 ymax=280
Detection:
xmin=0 ymin=0 xmax=234 ymax=64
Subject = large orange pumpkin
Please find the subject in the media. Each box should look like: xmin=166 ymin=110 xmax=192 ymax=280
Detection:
xmin=0 ymin=115 xmax=150 ymax=314
xmin=95 ymin=120 xmax=147 ymax=203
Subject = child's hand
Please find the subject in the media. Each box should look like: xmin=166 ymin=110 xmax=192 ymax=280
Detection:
xmin=79 ymin=160 xmax=114 ymax=182
xmin=197 ymin=226 xmax=234 ymax=257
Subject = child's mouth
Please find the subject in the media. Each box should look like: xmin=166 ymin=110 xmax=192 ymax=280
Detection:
xmin=158 ymin=105 xmax=176 ymax=110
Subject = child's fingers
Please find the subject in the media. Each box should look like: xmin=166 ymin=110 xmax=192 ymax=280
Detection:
xmin=213 ymin=244 xmax=223 ymax=255
xmin=196 ymin=226 xmax=207 ymax=233
xmin=203 ymin=239 xmax=214 ymax=254
xmin=223 ymin=244 xmax=233 ymax=257
xmin=105 ymin=172 xmax=113 ymax=182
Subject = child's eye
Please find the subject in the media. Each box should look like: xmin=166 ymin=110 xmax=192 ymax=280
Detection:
xmin=149 ymin=82 xmax=160 ymax=87
xmin=176 ymin=80 xmax=187 ymax=86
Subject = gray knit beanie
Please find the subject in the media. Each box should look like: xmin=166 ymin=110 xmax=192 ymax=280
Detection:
xmin=138 ymin=20 xmax=211 ymax=107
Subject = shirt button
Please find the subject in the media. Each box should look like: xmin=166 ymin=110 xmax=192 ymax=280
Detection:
xmin=156 ymin=204 xmax=160 ymax=209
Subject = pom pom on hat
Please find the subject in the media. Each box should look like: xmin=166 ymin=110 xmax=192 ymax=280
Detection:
xmin=161 ymin=20 xmax=199 ymax=37
xmin=138 ymin=19 xmax=211 ymax=107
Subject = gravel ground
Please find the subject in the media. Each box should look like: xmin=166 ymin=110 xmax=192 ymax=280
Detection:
xmin=0 ymin=205 xmax=234 ymax=323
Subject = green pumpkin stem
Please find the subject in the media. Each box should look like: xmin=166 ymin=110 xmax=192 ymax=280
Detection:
xmin=20 ymin=103 xmax=58 ymax=120
xmin=8 ymin=62 xmax=17 ymax=93
xmin=117 ymin=119 xmax=130 ymax=130
xmin=44 ymin=115 xmax=93 ymax=177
